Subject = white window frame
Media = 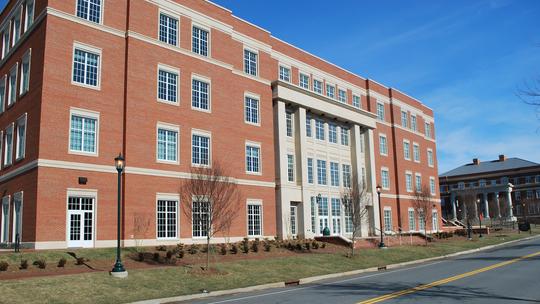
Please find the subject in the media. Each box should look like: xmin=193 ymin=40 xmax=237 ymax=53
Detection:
xmin=192 ymin=197 xmax=210 ymax=239
xmin=381 ymin=167 xmax=390 ymax=190
xmin=383 ymin=207 xmax=392 ymax=232
xmin=376 ymin=102 xmax=385 ymax=121
xmin=191 ymin=22 xmax=210 ymax=57
xmin=156 ymin=122 xmax=180 ymax=164
xmin=405 ymin=171 xmax=413 ymax=193
xmin=24 ymin=0 xmax=35 ymax=32
xmin=379 ymin=134 xmax=388 ymax=156
xmin=430 ymin=177 xmax=436 ymax=195
xmin=299 ymin=72 xmax=310 ymax=89
xmin=315 ymin=119 xmax=325 ymax=141
xmin=330 ymin=161 xmax=340 ymax=187
xmin=3 ymin=123 xmax=14 ymax=167
xmin=11 ymin=8 xmax=21 ymax=47
xmin=190 ymin=73 xmax=211 ymax=113
xmin=338 ymin=89 xmax=347 ymax=103
xmin=245 ymin=140 xmax=262 ymax=175
xmin=328 ymin=123 xmax=337 ymax=144
xmin=326 ymin=83 xmax=335 ymax=99
xmin=313 ymin=78 xmax=323 ymax=94
xmin=401 ymin=110 xmax=408 ymax=128
xmin=427 ymin=148 xmax=434 ymax=167
xmin=0 ymin=75 xmax=6 ymax=113
xmin=156 ymin=63 xmax=180 ymax=106
xmin=244 ymin=92 xmax=261 ymax=126
xmin=286 ymin=111 xmax=294 ymax=137
xmin=75 ymin=0 xmax=104 ymax=24
xmin=287 ymin=154 xmax=295 ymax=182
xmin=1 ymin=195 xmax=9 ymax=243
xmin=12 ymin=192 xmax=23 ymax=242
xmin=155 ymin=193 xmax=179 ymax=240
xmin=158 ymin=11 xmax=179 ymax=47
xmin=413 ymin=142 xmax=420 ymax=163
xmin=191 ymin=129 xmax=212 ymax=167
xmin=408 ymin=208 xmax=416 ymax=231
xmin=243 ymin=47 xmax=258 ymax=77
xmin=7 ymin=63 xmax=18 ymax=107
xmin=19 ymin=48 xmax=31 ymax=96
xmin=403 ymin=140 xmax=410 ymax=160
xmin=317 ymin=159 xmax=327 ymax=185
xmin=68 ymin=108 xmax=100 ymax=157
xmin=307 ymin=157 xmax=314 ymax=184
xmin=246 ymin=200 xmax=263 ymax=237
xmin=15 ymin=113 xmax=27 ymax=161
xmin=415 ymin=173 xmax=422 ymax=193
xmin=411 ymin=115 xmax=417 ymax=131
xmin=71 ymin=42 xmax=102 ymax=90
xmin=352 ymin=94 xmax=361 ymax=108
xmin=278 ymin=64 xmax=291 ymax=82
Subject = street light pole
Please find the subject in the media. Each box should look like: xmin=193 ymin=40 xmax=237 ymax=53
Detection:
xmin=111 ymin=153 xmax=127 ymax=278
xmin=477 ymin=198 xmax=483 ymax=238
xmin=376 ymin=185 xmax=386 ymax=248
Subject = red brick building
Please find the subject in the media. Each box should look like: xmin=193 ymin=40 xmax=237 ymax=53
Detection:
xmin=0 ymin=0 xmax=440 ymax=249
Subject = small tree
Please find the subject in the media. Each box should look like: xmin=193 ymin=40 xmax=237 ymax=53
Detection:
xmin=460 ymin=188 xmax=479 ymax=239
xmin=413 ymin=185 xmax=434 ymax=245
xmin=179 ymin=161 xmax=241 ymax=270
xmin=133 ymin=213 xmax=151 ymax=250
xmin=340 ymin=174 xmax=370 ymax=257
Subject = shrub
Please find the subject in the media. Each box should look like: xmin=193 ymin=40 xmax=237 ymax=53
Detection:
xmin=175 ymin=243 xmax=184 ymax=254
xmin=168 ymin=257 xmax=177 ymax=265
xmin=57 ymin=258 xmax=67 ymax=267
xmin=312 ymin=241 xmax=319 ymax=249
xmin=137 ymin=252 xmax=145 ymax=262
xmin=0 ymin=261 xmax=8 ymax=271
xmin=156 ymin=245 xmax=167 ymax=252
xmin=263 ymin=242 xmax=272 ymax=252
xmin=166 ymin=250 xmax=174 ymax=260
xmin=75 ymin=257 xmax=87 ymax=265
xmin=286 ymin=242 xmax=294 ymax=251
xmin=321 ymin=242 xmax=326 ymax=249
xmin=251 ymin=239 xmax=259 ymax=253
xmin=230 ymin=244 xmax=238 ymax=254
xmin=19 ymin=259 xmax=28 ymax=270
xmin=304 ymin=242 xmax=311 ymax=251
xmin=34 ymin=259 xmax=46 ymax=269
xmin=220 ymin=244 xmax=227 ymax=255
xmin=153 ymin=252 xmax=161 ymax=262
xmin=241 ymin=238 xmax=250 ymax=254
xmin=295 ymin=243 xmax=303 ymax=251
xmin=188 ymin=244 xmax=199 ymax=255
xmin=177 ymin=249 xmax=185 ymax=259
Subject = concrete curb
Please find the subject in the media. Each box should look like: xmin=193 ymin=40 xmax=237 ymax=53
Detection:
xmin=132 ymin=234 xmax=540 ymax=304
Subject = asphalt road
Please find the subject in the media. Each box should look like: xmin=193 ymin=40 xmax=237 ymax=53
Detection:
xmin=184 ymin=236 xmax=540 ymax=304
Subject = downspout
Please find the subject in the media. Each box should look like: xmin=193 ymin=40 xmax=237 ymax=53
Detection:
xmin=121 ymin=0 xmax=131 ymax=243
xmin=389 ymin=89 xmax=403 ymax=229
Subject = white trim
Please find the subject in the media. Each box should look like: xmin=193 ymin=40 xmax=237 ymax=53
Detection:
xmin=46 ymin=7 xmax=123 ymax=37
xmin=427 ymin=148 xmax=434 ymax=168
xmin=190 ymin=73 xmax=212 ymax=113
xmin=244 ymin=91 xmax=261 ymax=126
xmin=246 ymin=199 xmax=263 ymax=238
xmin=15 ymin=112 xmax=27 ymax=161
xmin=11 ymin=191 xmax=23 ymax=242
xmin=412 ymin=142 xmax=420 ymax=163
xmin=3 ymin=122 xmax=14 ymax=167
xmin=243 ymin=46 xmax=259 ymax=77
xmin=156 ymin=194 xmax=180 ymax=240
xmin=191 ymin=128 xmax=212 ymax=167
xmin=7 ymin=63 xmax=18 ymax=107
xmin=71 ymin=41 xmax=102 ymax=90
xmin=381 ymin=167 xmax=390 ymax=190
xmin=74 ymin=0 xmax=105 ymax=25
xmin=1 ymin=195 xmax=10 ymax=243
xmin=245 ymin=140 xmax=262 ymax=175
xmin=156 ymin=122 xmax=180 ymax=165
xmin=403 ymin=139 xmax=411 ymax=161
xmin=157 ymin=63 xmax=180 ymax=106
xmin=68 ymin=107 xmax=100 ymax=157
xmin=378 ymin=133 xmax=388 ymax=156
xmin=18 ymin=48 xmax=31 ymax=96
xmin=65 ymin=188 xmax=97 ymax=248
xmin=158 ymin=8 xmax=180 ymax=47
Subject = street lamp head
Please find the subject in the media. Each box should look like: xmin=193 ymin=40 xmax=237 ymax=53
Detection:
xmin=376 ymin=185 xmax=382 ymax=194
xmin=115 ymin=153 xmax=125 ymax=172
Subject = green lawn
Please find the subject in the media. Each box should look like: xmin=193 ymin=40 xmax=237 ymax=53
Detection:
xmin=0 ymin=229 xmax=538 ymax=304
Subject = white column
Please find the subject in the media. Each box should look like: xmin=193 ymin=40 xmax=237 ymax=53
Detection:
xmin=495 ymin=193 xmax=501 ymax=218
xmin=483 ymin=192 xmax=490 ymax=219
xmin=297 ymin=108 xmax=312 ymax=239
xmin=506 ymin=189 xmax=514 ymax=219
xmin=365 ymin=128 xmax=380 ymax=237
xmin=450 ymin=192 xmax=457 ymax=220
xmin=275 ymin=101 xmax=289 ymax=239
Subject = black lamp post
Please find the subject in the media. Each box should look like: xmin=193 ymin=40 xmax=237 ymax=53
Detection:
xmin=111 ymin=153 xmax=127 ymax=278
xmin=477 ymin=198 xmax=483 ymax=238
xmin=376 ymin=185 xmax=386 ymax=248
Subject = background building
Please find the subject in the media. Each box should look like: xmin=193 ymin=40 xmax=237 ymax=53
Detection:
xmin=439 ymin=155 xmax=540 ymax=224
xmin=0 ymin=0 xmax=440 ymax=249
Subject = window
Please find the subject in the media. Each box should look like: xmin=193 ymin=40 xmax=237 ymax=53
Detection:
xmin=413 ymin=143 xmax=420 ymax=162
xmin=342 ymin=164 xmax=351 ymax=188
xmin=418 ymin=211 xmax=425 ymax=231
xmin=25 ymin=0 xmax=35 ymax=31
xmin=20 ymin=50 xmax=31 ymax=95
xmin=425 ymin=122 xmax=432 ymax=138
xmin=311 ymin=197 xmax=317 ymax=233
xmin=430 ymin=177 xmax=436 ymax=195
xmin=313 ymin=79 xmax=323 ymax=94
xmin=244 ymin=49 xmax=258 ymax=76
xmin=427 ymin=149 xmax=434 ymax=167
xmin=76 ymin=0 xmax=102 ymax=23
xmin=0 ymin=76 xmax=5 ymax=112
xmin=384 ymin=209 xmax=392 ymax=232
xmin=191 ymin=77 xmax=210 ymax=111
xmin=192 ymin=133 xmax=210 ymax=166
xmin=286 ymin=111 xmax=293 ymax=137
xmin=247 ymin=203 xmax=262 ymax=236
xmin=246 ymin=144 xmax=260 ymax=174
xmin=192 ymin=200 xmax=209 ymax=238
xmin=405 ymin=173 xmax=413 ymax=192
xmin=16 ymin=115 xmax=26 ymax=160
xmin=307 ymin=158 xmax=314 ymax=184
xmin=157 ymin=67 xmax=178 ymax=103
xmin=192 ymin=26 xmax=209 ymax=56
xmin=401 ymin=111 xmax=408 ymax=128
xmin=403 ymin=141 xmax=410 ymax=160
xmin=330 ymin=162 xmax=339 ymax=187
xmin=244 ymin=95 xmax=259 ymax=125
xmin=279 ymin=66 xmax=290 ymax=82
xmin=305 ymin=115 xmax=312 ymax=137
xmin=361 ymin=167 xmax=366 ymax=186
xmin=157 ymin=126 xmax=178 ymax=162
xmin=1 ymin=196 xmax=9 ymax=243
xmin=299 ymin=73 xmax=309 ymax=89
xmin=536 ymin=176 xmax=540 ymax=183
xmin=331 ymin=198 xmax=341 ymax=234
xmin=1 ymin=28 xmax=9 ymax=58
xmin=379 ymin=135 xmax=388 ymax=156
xmin=326 ymin=84 xmax=335 ymax=98
xmin=381 ymin=169 xmax=389 ymax=189
xmin=315 ymin=119 xmax=325 ymax=140
xmin=318 ymin=196 xmax=328 ymax=233
xmin=411 ymin=115 xmax=417 ymax=131
xmin=73 ymin=47 xmax=100 ymax=87
xmin=287 ymin=154 xmax=294 ymax=182
xmin=8 ymin=64 xmax=17 ymax=106
xmin=525 ymin=176 xmax=532 ymax=184
xmin=317 ymin=159 xmax=327 ymax=185
xmin=70 ymin=111 xmax=97 ymax=155
xmin=159 ymin=13 xmax=178 ymax=46
xmin=377 ymin=103 xmax=385 ymax=121
xmin=338 ymin=89 xmax=347 ymax=103
xmin=408 ymin=209 xmax=416 ymax=231
xmin=527 ymin=190 xmax=533 ymax=199
xmin=344 ymin=204 xmax=353 ymax=233
xmin=11 ymin=9 xmax=21 ymax=46
xmin=156 ymin=199 xmax=177 ymax=239
xmin=353 ymin=95 xmax=361 ymax=108
xmin=432 ymin=210 xmax=439 ymax=231
xmin=479 ymin=179 xmax=487 ymax=187
xmin=290 ymin=206 xmax=297 ymax=236
xmin=328 ymin=124 xmax=337 ymax=143
xmin=536 ymin=189 xmax=540 ymax=199
xmin=458 ymin=182 xmax=465 ymax=190
xmin=515 ymin=191 xmax=521 ymax=201
xmin=4 ymin=124 xmax=13 ymax=166
xmin=415 ymin=174 xmax=422 ymax=192
xmin=341 ymin=127 xmax=349 ymax=146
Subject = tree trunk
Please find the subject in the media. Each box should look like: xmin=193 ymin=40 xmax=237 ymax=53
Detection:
xmin=424 ymin=221 xmax=428 ymax=246
xmin=206 ymin=235 xmax=210 ymax=271
xmin=351 ymin=235 xmax=355 ymax=257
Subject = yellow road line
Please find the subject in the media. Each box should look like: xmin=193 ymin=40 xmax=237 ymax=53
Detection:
xmin=357 ymin=250 xmax=540 ymax=304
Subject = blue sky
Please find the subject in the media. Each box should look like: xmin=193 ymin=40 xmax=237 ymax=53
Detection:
xmin=210 ymin=0 xmax=540 ymax=173
xmin=3 ymin=1 xmax=539 ymax=174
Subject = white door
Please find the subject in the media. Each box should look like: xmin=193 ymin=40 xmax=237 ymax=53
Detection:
xmin=318 ymin=197 xmax=329 ymax=235
xmin=67 ymin=196 xmax=94 ymax=248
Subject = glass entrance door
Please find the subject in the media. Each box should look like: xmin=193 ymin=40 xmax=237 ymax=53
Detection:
xmin=67 ymin=196 xmax=94 ymax=248
xmin=318 ymin=197 xmax=329 ymax=235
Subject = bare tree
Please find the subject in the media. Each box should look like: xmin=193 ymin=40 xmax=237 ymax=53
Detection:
xmin=340 ymin=175 xmax=370 ymax=257
xmin=499 ymin=195 xmax=509 ymax=227
xmin=460 ymin=188 xmax=479 ymax=239
xmin=413 ymin=185 xmax=434 ymax=246
xmin=518 ymin=76 xmax=540 ymax=106
xmin=179 ymin=161 xmax=241 ymax=270
xmin=133 ymin=213 xmax=151 ymax=250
